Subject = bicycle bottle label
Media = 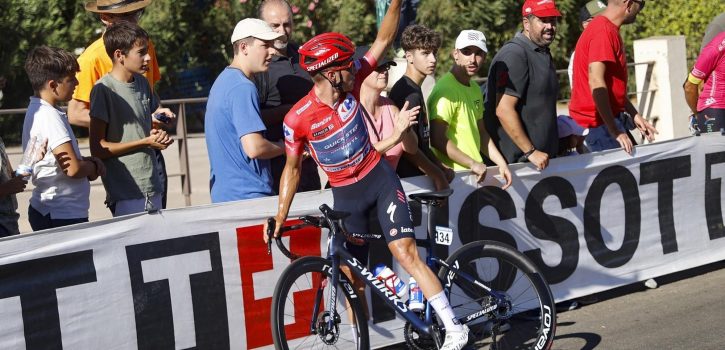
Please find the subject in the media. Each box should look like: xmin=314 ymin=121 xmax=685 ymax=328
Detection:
xmin=435 ymin=226 xmax=453 ymax=246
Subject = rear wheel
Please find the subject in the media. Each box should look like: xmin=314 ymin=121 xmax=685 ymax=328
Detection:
xmin=439 ymin=240 xmax=556 ymax=350
xmin=271 ymin=256 xmax=370 ymax=350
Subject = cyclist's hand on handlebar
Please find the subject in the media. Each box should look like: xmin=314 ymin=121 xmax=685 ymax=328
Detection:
xmin=263 ymin=217 xmax=284 ymax=244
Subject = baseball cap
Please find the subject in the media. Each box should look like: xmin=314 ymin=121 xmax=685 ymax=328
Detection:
xmin=579 ymin=0 xmax=606 ymax=22
xmin=231 ymin=18 xmax=286 ymax=44
xmin=558 ymin=115 xmax=589 ymax=138
xmin=455 ymin=30 xmax=488 ymax=53
xmin=522 ymin=0 xmax=562 ymax=18
xmin=353 ymin=45 xmax=397 ymax=69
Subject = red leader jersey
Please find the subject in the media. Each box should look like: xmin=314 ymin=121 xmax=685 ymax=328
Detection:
xmin=283 ymin=52 xmax=382 ymax=187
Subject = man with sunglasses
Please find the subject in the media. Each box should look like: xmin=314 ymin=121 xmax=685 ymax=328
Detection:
xmin=569 ymin=0 xmax=657 ymax=155
xmin=69 ymin=0 xmax=172 ymax=210
xmin=484 ymin=0 xmax=562 ymax=171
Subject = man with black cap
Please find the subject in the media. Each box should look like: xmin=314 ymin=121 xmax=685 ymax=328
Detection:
xmin=205 ymin=19 xmax=286 ymax=203
xmin=568 ymin=0 xmax=607 ymax=88
xmin=484 ymin=0 xmax=561 ymax=171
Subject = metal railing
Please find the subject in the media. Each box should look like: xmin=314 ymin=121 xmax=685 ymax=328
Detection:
xmin=0 ymin=61 xmax=657 ymax=207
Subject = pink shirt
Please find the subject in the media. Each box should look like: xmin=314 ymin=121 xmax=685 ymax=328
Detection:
xmin=692 ymin=31 xmax=725 ymax=111
xmin=363 ymin=97 xmax=404 ymax=169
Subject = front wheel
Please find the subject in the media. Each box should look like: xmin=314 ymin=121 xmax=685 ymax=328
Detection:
xmin=271 ymin=256 xmax=369 ymax=350
xmin=438 ymin=240 xmax=556 ymax=350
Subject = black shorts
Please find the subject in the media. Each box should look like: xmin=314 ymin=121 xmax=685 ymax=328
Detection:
xmin=695 ymin=108 xmax=725 ymax=133
xmin=332 ymin=160 xmax=415 ymax=246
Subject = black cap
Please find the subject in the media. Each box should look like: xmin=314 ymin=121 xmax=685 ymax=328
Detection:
xmin=353 ymin=45 xmax=396 ymax=69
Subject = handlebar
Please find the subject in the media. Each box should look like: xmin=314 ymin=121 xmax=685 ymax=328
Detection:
xmin=266 ymin=215 xmax=330 ymax=260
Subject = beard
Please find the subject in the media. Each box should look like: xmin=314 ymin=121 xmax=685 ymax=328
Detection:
xmin=274 ymin=39 xmax=288 ymax=51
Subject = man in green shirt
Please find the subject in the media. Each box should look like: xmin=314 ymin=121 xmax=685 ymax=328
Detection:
xmin=428 ymin=30 xmax=511 ymax=187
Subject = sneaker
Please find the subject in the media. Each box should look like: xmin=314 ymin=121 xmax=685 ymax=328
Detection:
xmin=440 ymin=324 xmax=469 ymax=350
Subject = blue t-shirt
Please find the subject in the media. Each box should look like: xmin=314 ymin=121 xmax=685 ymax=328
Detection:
xmin=205 ymin=67 xmax=274 ymax=203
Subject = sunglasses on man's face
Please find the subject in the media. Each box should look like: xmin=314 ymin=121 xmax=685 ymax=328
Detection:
xmin=375 ymin=64 xmax=393 ymax=73
xmin=630 ymin=0 xmax=645 ymax=9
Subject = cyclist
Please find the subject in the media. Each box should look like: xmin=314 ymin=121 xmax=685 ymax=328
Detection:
xmin=684 ymin=31 xmax=725 ymax=133
xmin=263 ymin=1 xmax=472 ymax=348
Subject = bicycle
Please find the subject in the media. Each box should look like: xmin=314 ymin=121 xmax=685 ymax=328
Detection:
xmin=266 ymin=188 xmax=556 ymax=350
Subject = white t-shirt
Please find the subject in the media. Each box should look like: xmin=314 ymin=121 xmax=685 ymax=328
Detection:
xmin=22 ymin=97 xmax=90 ymax=219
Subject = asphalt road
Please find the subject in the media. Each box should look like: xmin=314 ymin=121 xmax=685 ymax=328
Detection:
xmin=382 ymin=260 xmax=725 ymax=349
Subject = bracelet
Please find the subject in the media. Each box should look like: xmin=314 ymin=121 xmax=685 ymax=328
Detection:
xmin=523 ymin=147 xmax=536 ymax=159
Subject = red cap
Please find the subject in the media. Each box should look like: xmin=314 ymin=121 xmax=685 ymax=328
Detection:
xmin=522 ymin=0 xmax=562 ymax=18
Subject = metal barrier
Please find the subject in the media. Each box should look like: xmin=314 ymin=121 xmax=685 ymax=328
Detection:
xmin=0 ymin=61 xmax=657 ymax=207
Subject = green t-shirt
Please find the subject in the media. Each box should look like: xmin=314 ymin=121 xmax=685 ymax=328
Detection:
xmin=427 ymin=72 xmax=484 ymax=170
xmin=90 ymin=73 xmax=161 ymax=202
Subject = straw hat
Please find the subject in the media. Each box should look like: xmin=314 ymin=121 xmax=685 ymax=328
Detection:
xmin=85 ymin=0 xmax=152 ymax=14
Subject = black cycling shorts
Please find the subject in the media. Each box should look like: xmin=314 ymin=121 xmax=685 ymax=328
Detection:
xmin=332 ymin=160 xmax=415 ymax=245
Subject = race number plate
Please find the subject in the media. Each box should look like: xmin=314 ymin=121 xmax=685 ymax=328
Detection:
xmin=435 ymin=226 xmax=453 ymax=246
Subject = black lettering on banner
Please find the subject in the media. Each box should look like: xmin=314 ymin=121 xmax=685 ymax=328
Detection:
xmin=583 ymin=166 xmax=641 ymax=268
xmin=524 ymin=177 xmax=580 ymax=284
xmin=0 ymin=250 xmax=96 ymax=350
xmin=705 ymin=151 xmax=725 ymax=240
xmin=640 ymin=156 xmax=691 ymax=254
xmin=458 ymin=186 xmax=517 ymax=249
xmin=125 ymin=233 xmax=229 ymax=349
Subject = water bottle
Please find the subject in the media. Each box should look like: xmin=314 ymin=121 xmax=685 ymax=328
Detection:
xmin=408 ymin=277 xmax=425 ymax=311
xmin=15 ymin=136 xmax=45 ymax=180
xmin=373 ymin=263 xmax=407 ymax=298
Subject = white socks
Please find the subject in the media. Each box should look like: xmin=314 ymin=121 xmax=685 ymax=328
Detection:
xmin=428 ymin=290 xmax=464 ymax=332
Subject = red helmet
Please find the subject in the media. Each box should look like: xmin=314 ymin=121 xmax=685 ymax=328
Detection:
xmin=299 ymin=32 xmax=356 ymax=74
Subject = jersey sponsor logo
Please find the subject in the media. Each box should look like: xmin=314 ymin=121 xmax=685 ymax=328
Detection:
xmin=311 ymin=116 xmax=332 ymax=130
xmin=312 ymin=125 xmax=334 ymax=138
xmin=339 ymin=96 xmax=357 ymax=122
xmin=283 ymin=123 xmax=294 ymax=142
xmin=401 ymin=227 xmax=413 ymax=233
xmin=295 ymin=100 xmax=312 ymax=115
xmin=389 ymin=228 xmax=398 ymax=237
xmin=307 ymin=52 xmax=339 ymax=72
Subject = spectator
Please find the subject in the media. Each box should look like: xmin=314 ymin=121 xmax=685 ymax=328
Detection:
xmin=69 ymin=0 xmax=172 ymax=209
xmin=428 ymin=29 xmax=512 ymax=187
xmin=568 ymin=0 xmax=606 ymax=89
xmin=89 ymin=21 xmax=174 ymax=216
xmin=0 ymin=137 xmax=27 ymax=237
xmin=569 ymin=0 xmax=657 ymax=155
xmin=358 ymin=47 xmax=418 ymax=169
xmin=205 ymin=19 xmax=285 ymax=203
xmin=684 ymin=31 xmax=725 ymax=134
xmin=22 ymin=46 xmax=105 ymax=230
xmin=485 ymin=0 xmax=561 ymax=171
xmin=557 ymin=115 xmax=589 ymax=156
xmin=256 ymin=0 xmax=321 ymax=193
xmin=389 ymin=24 xmax=452 ymax=190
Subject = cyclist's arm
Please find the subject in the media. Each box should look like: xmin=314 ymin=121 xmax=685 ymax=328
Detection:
xmin=275 ymin=152 xmax=303 ymax=225
xmin=684 ymin=77 xmax=701 ymax=114
xmin=367 ymin=0 xmax=402 ymax=63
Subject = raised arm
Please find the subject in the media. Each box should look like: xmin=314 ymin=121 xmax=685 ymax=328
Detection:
xmin=367 ymin=0 xmax=402 ymax=63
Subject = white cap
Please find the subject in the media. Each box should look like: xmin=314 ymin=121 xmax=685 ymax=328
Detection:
xmin=231 ymin=18 xmax=286 ymax=44
xmin=455 ymin=30 xmax=488 ymax=53
xmin=557 ymin=115 xmax=589 ymax=137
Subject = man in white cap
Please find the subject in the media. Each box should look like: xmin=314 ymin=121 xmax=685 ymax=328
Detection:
xmin=204 ymin=19 xmax=286 ymax=203
xmin=484 ymin=0 xmax=562 ymax=171
xmin=428 ymin=30 xmax=512 ymax=186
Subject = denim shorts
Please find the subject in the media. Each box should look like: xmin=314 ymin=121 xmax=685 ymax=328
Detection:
xmin=584 ymin=116 xmax=627 ymax=152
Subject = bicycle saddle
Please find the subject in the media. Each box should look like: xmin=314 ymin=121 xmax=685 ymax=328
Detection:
xmin=408 ymin=189 xmax=454 ymax=203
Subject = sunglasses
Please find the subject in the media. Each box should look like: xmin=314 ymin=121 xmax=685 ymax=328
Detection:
xmin=375 ymin=63 xmax=393 ymax=73
xmin=630 ymin=0 xmax=645 ymax=9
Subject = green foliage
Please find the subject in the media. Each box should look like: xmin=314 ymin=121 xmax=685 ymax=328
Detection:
xmin=621 ymin=0 xmax=725 ymax=64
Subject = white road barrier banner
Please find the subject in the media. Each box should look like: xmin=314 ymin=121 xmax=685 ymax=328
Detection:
xmin=1 ymin=135 xmax=725 ymax=349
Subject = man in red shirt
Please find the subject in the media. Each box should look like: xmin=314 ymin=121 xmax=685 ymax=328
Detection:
xmin=569 ymin=0 xmax=657 ymax=154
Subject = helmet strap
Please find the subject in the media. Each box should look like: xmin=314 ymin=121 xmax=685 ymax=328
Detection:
xmin=321 ymin=70 xmax=345 ymax=92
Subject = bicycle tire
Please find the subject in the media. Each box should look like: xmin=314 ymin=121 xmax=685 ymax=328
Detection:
xmin=271 ymin=256 xmax=370 ymax=350
xmin=438 ymin=240 xmax=556 ymax=350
